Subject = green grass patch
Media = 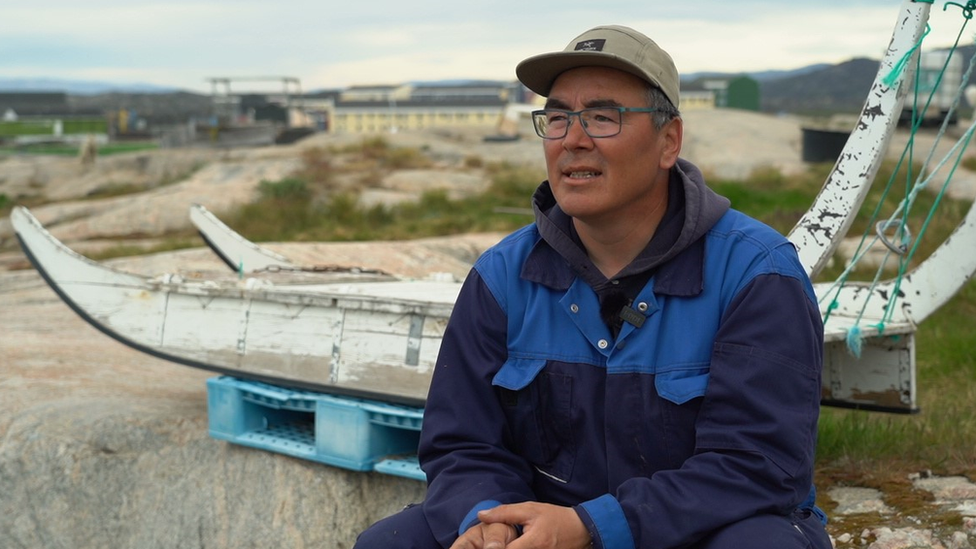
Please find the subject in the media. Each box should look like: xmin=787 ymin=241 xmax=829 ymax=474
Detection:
xmin=0 ymin=194 xmax=48 ymax=227
xmin=62 ymin=119 xmax=107 ymax=134
xmin=223 ymin=161 xmax=540 ymax=243
xmin=332 ymin=136 xmax=433 ymax=169
xmin=85 ymin=235 xmax=201 ymax=261
xmin=0 ymin=118 xmax=107 ymax=137
xmin=0 ymin=141 xmax=158 ymax=157
xmin=0 ymin=120 xmax=55 ymax=136
xmin=710 ymin=163 xmax=830 ymax=235
xmin=383 ymin=146 xmax=433 ymax=169
xmin=295 ymin=147 xmax=338 ymax=191
xmin=258 ymin=177 xmax=310 ymax=200
xmin=962 ymin=156 xmax=976 ymax=172
xmin=81 ymin=183 xmax=151 ymax=201
xmin=219 ymin=138 xmax=541 ymax=243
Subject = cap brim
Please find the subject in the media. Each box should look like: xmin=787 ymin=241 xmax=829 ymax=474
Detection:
xmin=516 ymin=51 xmax=663 ymax=98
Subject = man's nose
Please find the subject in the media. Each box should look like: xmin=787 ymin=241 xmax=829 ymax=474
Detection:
xmin=562 ymin=114 xmax=594 ymax=149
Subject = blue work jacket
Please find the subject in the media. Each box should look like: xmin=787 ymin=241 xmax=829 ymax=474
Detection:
xmin=419 ymin=171 xmax=825 ymax=549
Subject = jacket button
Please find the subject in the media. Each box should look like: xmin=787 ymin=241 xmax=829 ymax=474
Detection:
xmin=598 ymin=339 xmax=609 ymax=349
xmin=637 ymin=302 xmax=648 ymax=312
xmin=570 ymin=304 xmax=579 ymax=313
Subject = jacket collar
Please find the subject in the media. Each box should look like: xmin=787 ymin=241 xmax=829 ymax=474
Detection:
xmin=521 ymin=222 xmax=705 ymax=297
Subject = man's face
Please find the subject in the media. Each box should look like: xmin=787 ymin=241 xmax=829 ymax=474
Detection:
xmin=543 ymin=66 xmax=681 ymax=226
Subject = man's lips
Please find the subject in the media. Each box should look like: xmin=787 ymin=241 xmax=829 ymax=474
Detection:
xmin=561 ymin=165 xmax=603 ymax=179
xmin=565 ymin=171 xmax=601 ymax=178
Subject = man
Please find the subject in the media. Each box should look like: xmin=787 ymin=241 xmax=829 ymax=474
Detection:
xmin=355 ymin=25 xmax=830 ymax=549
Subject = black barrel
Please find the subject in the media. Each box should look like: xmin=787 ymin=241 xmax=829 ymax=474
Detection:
xmin=801 ymin=127 xmax=850 ymax=163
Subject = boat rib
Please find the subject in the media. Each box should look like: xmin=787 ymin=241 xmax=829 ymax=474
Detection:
xmin=788 ymin=0 xmax=931 ymax=277
xmin=816 ymin=193 xmax=976 ymax=327
xmin=189 ymin=203 xmax=294 ymax=272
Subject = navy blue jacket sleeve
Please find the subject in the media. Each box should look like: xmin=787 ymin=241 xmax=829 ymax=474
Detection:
xmin=418 ymin=269 xmax=535 ymax=547
xmin=576 ymin=271 xmax=824 ymax=549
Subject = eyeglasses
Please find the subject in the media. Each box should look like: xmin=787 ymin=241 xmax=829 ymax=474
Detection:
xmin=531 ymin=107 xmax=660 ymax=139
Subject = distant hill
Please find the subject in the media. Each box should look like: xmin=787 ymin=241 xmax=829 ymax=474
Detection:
xmin=0 ymin=79 xmax=212 ymax=124
xmin=760 ymin=58 xmax=880 ymax=114
xmin=682 ymin=64 xmax=831 ymax=83
xmin=759 ymin=45 xmax=976 ymax=115
xmin=680 ymin=60 xmax=883 ymax=115
xmin=0 ymin=77 xmax=183 ymax=95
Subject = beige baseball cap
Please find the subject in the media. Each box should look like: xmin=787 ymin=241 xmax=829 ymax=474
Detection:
xmin=516 ymin=25 xmax=680 ymax=109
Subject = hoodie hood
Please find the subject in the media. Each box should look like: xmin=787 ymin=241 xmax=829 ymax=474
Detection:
xmin=532 ymin=157 xmax=730 ymax=280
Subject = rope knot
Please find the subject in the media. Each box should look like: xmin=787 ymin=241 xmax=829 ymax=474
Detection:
xmin=945 ymin=1 xmax=976 ymax=20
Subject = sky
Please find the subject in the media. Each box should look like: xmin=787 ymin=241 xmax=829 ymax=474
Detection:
xmin=1 ymin=1 xmax=974 ymax=94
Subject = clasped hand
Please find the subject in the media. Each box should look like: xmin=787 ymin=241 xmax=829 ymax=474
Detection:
xmin=449 ymin=501 xmax=592 ymax=549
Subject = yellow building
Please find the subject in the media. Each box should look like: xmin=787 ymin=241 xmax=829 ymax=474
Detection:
xmin=678 ymin=90 xmax=718 ymax=111
xmin=328 ymin=81 xmax=521 ymax=134
xmin=679 ymin=76 xmax=761 ymax=111
xmin=332 ymin=100 xmax=505 ymax=133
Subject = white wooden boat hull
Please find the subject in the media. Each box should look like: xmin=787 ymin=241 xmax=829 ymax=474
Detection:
xmin=11 ymin=206 xmax=459 ymax=406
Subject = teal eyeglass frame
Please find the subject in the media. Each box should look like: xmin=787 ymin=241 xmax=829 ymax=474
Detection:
xmin=531 ymin=107 xmax=660 ymax=139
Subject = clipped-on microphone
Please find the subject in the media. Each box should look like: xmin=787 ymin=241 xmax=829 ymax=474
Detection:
xmin=618 ymin=305 xmax=645 ymax=328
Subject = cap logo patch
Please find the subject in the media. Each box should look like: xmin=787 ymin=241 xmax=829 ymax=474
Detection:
xmin=574 ymin=39 xmax=606 ymax=52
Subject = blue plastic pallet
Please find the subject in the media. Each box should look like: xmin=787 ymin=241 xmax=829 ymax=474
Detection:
xmin=206 ymin=376 xmax=426 ymax=481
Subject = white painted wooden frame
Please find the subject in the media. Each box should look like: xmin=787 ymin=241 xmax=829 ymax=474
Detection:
xmin=11 ymin=206 xmax=458 ymax=406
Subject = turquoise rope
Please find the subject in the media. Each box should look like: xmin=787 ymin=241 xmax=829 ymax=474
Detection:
xmin=944 ymin=0 xmax=976 ymax=19
xmin=882 ymin=24 xmax=931 ymax=88
xmin=883 ymin=119 xmax=976 ymax=325
xmin=833 ymin=1 xmax=974 ymax=355
xmin=822 ymin=24 xmax=927 ymax=326
xmin=877 ymin=18 xmax=976 ymax=325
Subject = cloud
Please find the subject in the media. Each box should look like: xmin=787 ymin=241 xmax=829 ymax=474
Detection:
xmin=631 ymin=7 xmax=906 ymax=73
xmin=1 ymin=0 xmax=972 ymax=92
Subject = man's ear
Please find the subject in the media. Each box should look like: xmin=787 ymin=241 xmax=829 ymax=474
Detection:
xmin=659 ymin=117 xmax=683 ymax=170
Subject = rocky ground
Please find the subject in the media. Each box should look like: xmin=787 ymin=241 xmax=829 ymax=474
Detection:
xmin=2 ymin=109 xmax=975 ymax=548
xmin=828 ymin=476 xmax=976 ymax=549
